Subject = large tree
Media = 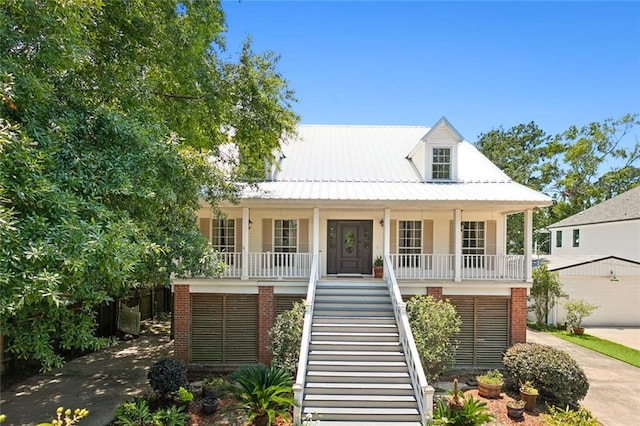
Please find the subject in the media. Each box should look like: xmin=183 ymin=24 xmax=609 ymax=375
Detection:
xmin=0 ymin=0 xmax=298 ymax=370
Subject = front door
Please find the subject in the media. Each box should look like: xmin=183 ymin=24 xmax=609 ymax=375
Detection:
xmin=327 ymin=220 xmax=373 ymax=275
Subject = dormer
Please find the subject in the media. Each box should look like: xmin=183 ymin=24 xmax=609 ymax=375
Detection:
xmin=407 ymin=116 xmax=464 ymax=182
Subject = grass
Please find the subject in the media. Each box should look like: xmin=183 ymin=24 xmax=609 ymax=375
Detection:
xmin=547 ymin=329 xmax=640 ymax=368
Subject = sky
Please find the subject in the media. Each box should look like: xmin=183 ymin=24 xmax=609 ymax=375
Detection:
xmin=219 ymin=1 xmax=640 ymax=146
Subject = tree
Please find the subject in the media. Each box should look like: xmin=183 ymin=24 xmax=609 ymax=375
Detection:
xmin=529 ymin=264 xmax=566 ymax=325
xmin=0 ymin=1 xmax=298 ymax=370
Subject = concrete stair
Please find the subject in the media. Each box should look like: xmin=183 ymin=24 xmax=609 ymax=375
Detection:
xmin=301 ymin=281 xmax=421 ymax=425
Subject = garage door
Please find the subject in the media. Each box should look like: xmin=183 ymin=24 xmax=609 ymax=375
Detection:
xmin=191 ymin=294 xmax=258 ymax=364
xmin=449 ymin=296 xmax=510 ymax=369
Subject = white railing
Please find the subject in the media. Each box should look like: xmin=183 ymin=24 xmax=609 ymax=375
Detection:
xmin=293 ymin=254 xmax=318 ymax=424
xmin=390 ymin=254 xmax=524 ymax=281
xmin=384 ymin=254 xmax=433 ymax=423
xmin=217 ymin=252 xmax=242 ymax=278
xmin=232 ymin=252 xmax=311 ymax=278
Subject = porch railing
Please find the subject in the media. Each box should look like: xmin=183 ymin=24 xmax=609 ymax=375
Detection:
xmin=293 ymin=254 xmax=318 ymax=423
xmin=217 ymin=252 xmax=312 ymax=279
xmin=384 ymin=254 xmax=433 ymax=423
xmin=390 ymin=254 xmax=524 ymax=280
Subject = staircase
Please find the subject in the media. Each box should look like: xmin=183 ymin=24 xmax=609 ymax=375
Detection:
xmin=301 ymin=280 xmax=421 ymax=425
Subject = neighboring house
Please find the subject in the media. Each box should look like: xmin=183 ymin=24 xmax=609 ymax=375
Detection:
xmin=539 ymin=186 xmax=640 ymax=327
xmin=172 ymin=117 xmax=551 ymax=422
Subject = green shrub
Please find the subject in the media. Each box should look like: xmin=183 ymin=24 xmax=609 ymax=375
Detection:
xmin=147 ymin=358 xmax=188 ymax=400
xmin=115 ymin=397 xmax=154 ymax=425
xmin=269 ymin=300 xmax=305 ymax=377
xmin=229 ymin=363 xmax=296 ymax=426
xmin=541 ymin=405 xmax=598 ymax=425
xmin=503 ymin=343 xmax=588 ymax=406
xmin=406 ymin=295 xmax=461 ymax=381
xmin=152 ymin=405 xmax=189 ymax=426
xmin=432 ymin=394 xmax=494 ymax=425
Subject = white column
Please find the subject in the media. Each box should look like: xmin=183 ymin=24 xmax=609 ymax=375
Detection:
xmin=524 ymin=209 xmax=533 ymax=282
xmin=242 ymin=207 xmax=249 ymax=280
xmin=383 ymin=208 xmax=391 ymax=257
xmin=313 ymin=208 xmax=320 ymax=278
xmin=454 ymin=209 xmax=462 ymax=282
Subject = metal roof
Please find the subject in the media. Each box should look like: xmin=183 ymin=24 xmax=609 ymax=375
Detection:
xmin=241 ymin=123 xmax=551 ymax=205
xmin=548 ymin=185 xmax=640 ymax=228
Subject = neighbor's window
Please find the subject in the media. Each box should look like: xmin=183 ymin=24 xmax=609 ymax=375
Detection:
xmin=556 ymin=230 xmax=562 ymax=248
xmin=432 ymin=147 xmax=451 ymax=180
xmin=399 ymin=220 xmax=422 ymax=267
xmin=212 ymin=219 xmax=235 ymax=252
xmin=573 ymin=229 xmax=580 ymax=247
xmin=274 ymin=220 xmax=297 ymax=253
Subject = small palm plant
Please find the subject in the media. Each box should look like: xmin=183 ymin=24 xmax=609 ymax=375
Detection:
xmin=229 ymin=363 xmax=296 ymax=426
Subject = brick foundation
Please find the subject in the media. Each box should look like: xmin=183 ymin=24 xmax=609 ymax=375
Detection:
xmin=510 ymin=287 xmax=527 ymax=344
xmin=173 ymin=284 xmax=191 ymax=362
xmin=258 ymin=286 xmax=275 ymax=365
xmin=426 ymin=287 xmax=443 ymax=300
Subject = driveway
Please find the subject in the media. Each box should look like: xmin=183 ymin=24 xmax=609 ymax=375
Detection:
xmin=527 ymin=329 xmax=640 ymax=426
xmin=0 ymin=321 xmax=172 ymax=426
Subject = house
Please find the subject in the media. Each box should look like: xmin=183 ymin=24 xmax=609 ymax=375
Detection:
xmin=172 ymin=117 xmax=552 ymax=423
xmin=540 ymin=186 xmax=640 ymax=327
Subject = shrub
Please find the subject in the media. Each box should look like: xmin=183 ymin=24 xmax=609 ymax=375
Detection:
xmin=406 ymin=295 xmax=461 ymax=381
xmin=564 ymin=299 xmax=598 ymax=329
xmin=530 ymin=264 xmax=566 ymax=324
xmin=147 ymin=358 xmax=188 ymax=400
xmin=229 ymin=363 xmax=296 ymax=426
xmin=152 ymin=405 xmax=189 ymax=426
xmin=541 ymin=405 xmax=598 ymax=426
xmin=269 ymin=300 xmax=305 ymax=377
xmin=503 ymin=343 xmax=588 ymax=406
xmin=115 ymin=397 xmax=154 ymax=425
xmin=432 ymin=394 xmax=494 ymax=425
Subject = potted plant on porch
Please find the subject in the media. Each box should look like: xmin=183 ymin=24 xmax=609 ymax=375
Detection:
xmin=564 ymin=299 xmax=598 ymax=335
xmin=373 ymin=256 xmax=384 ymax=278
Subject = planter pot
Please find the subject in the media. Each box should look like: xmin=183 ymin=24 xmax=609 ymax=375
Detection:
xmin=201 ymin=397 xmax=217 ymax=415
xmin=519 ymin=389 xmax=538 ymax=411
xmin=507 ymin=404 xmax=525 ymax=419
xmin=572 ymin=327 xmax=585 ymax=335
xmin=477 ymin=381 xmax=503 ymax=399
xmin=373 ymin=266 xmax=383 ymax=278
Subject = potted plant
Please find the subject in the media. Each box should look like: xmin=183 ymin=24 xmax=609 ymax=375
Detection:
xmin=202 ymin=375 xmax=225 ymax=398
xmin=201 ymin=396 xmax=217 ymax=415
xmin=564 ymin=299 xmax=598 ymax=335
xmin=373 ymin=256 xmax=384 ymax=278
xmin=519 ymin=380 xmax=538 ymax=411
xmin=506 ymin=399 xmax=526 ymax=419
xmin=476 ymin=369 xmax=503 ymax=398
xmin=174 ymin=386 xmax=193 ymax=408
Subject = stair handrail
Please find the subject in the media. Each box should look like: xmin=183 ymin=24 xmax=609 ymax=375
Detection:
xmin=384 ymin=254 xmax=434 ymax=423
xmin=293 ymin=253 xmax=318 ymax=424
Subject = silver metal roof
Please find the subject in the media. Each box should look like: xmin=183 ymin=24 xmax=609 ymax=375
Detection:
xmin=242 ymin=122 xmax=551 ymax=205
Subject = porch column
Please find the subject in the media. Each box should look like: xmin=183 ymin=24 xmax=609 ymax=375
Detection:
xmin=383 ymin=208 xmax=390 ymax=257
xmin=242 ymin=207 xmax=250 ymax=280
xmin=454 ymin=209 xmax=462 ymax=282
xmin=313 ymin=207 xmax=320 ymax=278
xmin=524 ymin=209 xmax=533 ymax=282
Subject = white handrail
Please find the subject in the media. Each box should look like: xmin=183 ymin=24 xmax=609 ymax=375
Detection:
xmin=293 ymin=254 xmax=318 ymax=424
xmin=384 ymin=254 xmax=434 ymax=423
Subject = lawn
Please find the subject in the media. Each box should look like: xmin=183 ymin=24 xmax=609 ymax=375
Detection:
xmin=548 ymin=330 xmax=640 ymax=368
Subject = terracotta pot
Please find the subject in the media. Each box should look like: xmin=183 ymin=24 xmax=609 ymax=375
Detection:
xmin=519 ymin=389 xmax=538 ymax=411
xmin=477 ymin=381 xmax=503 ymax=398
xmin=572 ymin=327 xmax=585 ymax=335
xmin=373 ymin=266 xmax=383 ymax=278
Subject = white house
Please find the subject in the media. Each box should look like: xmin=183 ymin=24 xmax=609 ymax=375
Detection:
xmin=172 ymin=117 xmax=552 ymax=423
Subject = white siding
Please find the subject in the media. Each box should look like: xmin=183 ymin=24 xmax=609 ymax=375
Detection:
xmin=552 ymin=220 xmax=640 ymax=261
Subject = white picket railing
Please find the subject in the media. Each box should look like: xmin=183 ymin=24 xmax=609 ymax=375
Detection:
xmin=390 ymin=254 xmax=524 ymax=280
xmin=293 ymin=254 xmax=318 ymax=423
xmin=384 ymin=255 xmax=434 ymax=423
xmin=217 ymin=252 xmax=242 ymax=278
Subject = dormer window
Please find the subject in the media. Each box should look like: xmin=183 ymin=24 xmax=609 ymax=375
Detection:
xmin=432 ymin=147 xmax=451 ymax=180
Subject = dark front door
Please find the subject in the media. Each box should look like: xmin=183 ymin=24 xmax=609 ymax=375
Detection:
xmin=327 ymin=220 xmax=373 ymax=274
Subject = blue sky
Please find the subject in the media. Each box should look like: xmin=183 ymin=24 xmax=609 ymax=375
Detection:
xmin=220 ymin=1 xmax=640 ymax=146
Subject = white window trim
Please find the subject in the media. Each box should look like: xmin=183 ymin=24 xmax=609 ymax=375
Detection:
xmin=426 ymin=143 xmax=457 ymax=182
xmin=274 ymin=219 xmax=298 ymax=253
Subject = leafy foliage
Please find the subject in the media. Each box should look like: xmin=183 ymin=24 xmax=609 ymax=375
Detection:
xmin=432 ymin=394 xmax=494 ymax=425
xmin=0 ymin=0 xmax=298 ymax=369
xmin=269 ymin=300 xmax=305 ymax=377
xmin=529 ymin=263 xmax=567 ymax=324
xmin=541 ymin=405 xmax=599 ymax=426
xmin=229 ymin=363 xmax=296 ymax=426
xmin=564 ymin=299 xmax=598 ymax=329
xmin=476 ymin=369 xmax=503 ymax=386
xmin=503 ymin=343 xmax=589 ymax=406
xmin=406 ymin=295 xmax=461 ymax=381
xmin=114 ymin=397 xmax=188 ymax=426
xmin=147 ymin=358 xmax=188 ymax=400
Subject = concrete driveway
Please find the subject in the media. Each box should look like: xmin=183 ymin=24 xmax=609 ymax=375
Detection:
xmin=527 ymin=329 xmax=640 ymax=426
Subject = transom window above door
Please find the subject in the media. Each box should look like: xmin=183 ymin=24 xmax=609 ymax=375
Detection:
xmin=274 ymin=219 xmax=297 ymax=253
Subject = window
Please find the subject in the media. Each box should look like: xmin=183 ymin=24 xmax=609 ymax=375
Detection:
xmin=556 ymin=230 xmax=562 ymax=248
xmin=573 ymin=229 xmax=580 ymax=247
xmin=462 ymin=221 xmax=484 ymax=267
xmin=212 ymin=219 xmax=235 ymax=252
xmin=399 ymin=220 xmax=421 ymax=266
xmin=432 ymin=147 xmax=451 ymax=180
xmin=274 ymin=219 xmax=297 ymax=253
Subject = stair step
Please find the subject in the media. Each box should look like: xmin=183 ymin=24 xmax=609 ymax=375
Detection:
xmin=308 ymin=360 xmax=408 ymax=372
xmin=312 ymin=331 xmax=399 ymax=342
xmin=301 ymin=406 xmax=420 ymax=422
xmin=312 ymin=315 xmax=396 ymax=324
xmin=305 ymin=422 xmax=421 ymax=426
xmin=305 ymin=382 xmax=414 ymax=396
xmin=306 ymin=370 xmax=409 ymax=383
xmin=310 ymin=341 xmax=402 ymax=352
xmin=304 ymin=394 xmax=417 ymax=409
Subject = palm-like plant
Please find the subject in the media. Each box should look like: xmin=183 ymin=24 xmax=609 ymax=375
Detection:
xmin=229 ymin=363 xmax=296 ymax=426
